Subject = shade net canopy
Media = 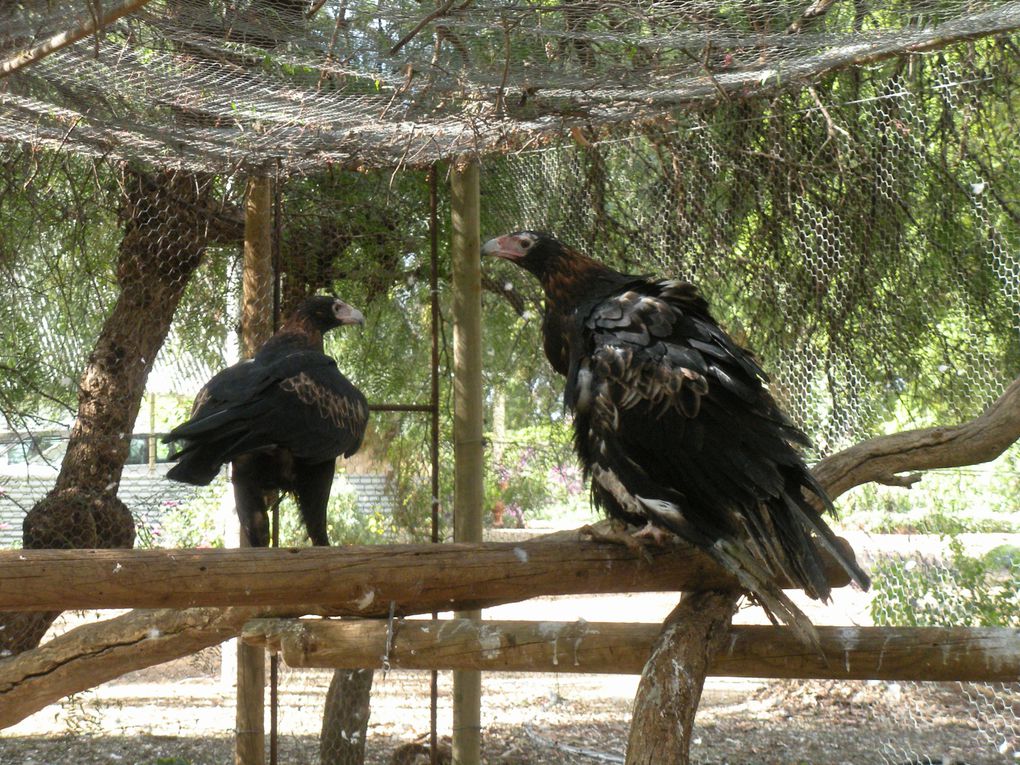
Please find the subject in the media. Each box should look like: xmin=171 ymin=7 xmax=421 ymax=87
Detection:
xmin=2 ymin=0 xmax=1019 ymax=172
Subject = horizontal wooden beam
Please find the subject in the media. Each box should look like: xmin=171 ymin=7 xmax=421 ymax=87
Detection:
xmin=0 ymin=539 xmax=855 ymax=613
xmin=244 ymin=618 xmax=1020 ymax=683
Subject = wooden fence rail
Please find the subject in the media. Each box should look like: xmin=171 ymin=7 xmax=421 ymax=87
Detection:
xmin=243 ymin=618 xmax=1020 ymax=683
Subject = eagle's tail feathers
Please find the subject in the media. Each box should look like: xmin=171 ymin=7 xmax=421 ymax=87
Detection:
xmin=711 ymin=537 xmax=821 ymax=650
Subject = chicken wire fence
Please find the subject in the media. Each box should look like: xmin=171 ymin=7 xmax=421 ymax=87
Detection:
xmin=0 ymin=16 xmax=1018 ymax=765
xmin=2 ymin=0 xmax=1020 ymax=172
xmin=473 ymin=42 xmax=1020 ymax=765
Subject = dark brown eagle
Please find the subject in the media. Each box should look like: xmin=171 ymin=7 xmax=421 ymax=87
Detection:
xmin=483 ymin=231 xmax=869 ymax=638
xmin=164 ymin=295 xmax=369 ymax=547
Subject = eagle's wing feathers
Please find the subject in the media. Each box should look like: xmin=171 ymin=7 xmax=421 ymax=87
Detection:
xmin=573 ymin=280 xmax=845 ymax=643
xmin=165 ymin=350 xmax=367 ymax=481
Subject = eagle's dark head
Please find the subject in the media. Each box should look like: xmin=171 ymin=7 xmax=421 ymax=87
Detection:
xmin=482 ymin=231 xmax=627 ymax=311
xmin=481 ymin=231 xmax=566 ymax=280
xmin=295 ymin=295 xmax=365 ymax=331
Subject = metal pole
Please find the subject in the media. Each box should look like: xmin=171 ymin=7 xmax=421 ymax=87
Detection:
xmin=449 ymin=158 xmax=483 ymax=765
xmin=236 ymin=174 xmax=273 ymax=765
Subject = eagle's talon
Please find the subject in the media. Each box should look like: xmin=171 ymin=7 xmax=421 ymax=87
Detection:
xmin=579 ymin=521 xmax=657 ymax=564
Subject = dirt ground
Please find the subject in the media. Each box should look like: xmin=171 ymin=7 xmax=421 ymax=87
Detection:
xmin=2 ymin=533 xmax=1018 ymax=764
xmin=1 ymin=656 xmax=1011 ymax=765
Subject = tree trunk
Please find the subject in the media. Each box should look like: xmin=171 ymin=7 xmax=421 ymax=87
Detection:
xmin=622 ymin=374 xmax=1020 ymax=764
xmin=320 ymin=667 xmax=375 ymax=765
xmin=625 ymin=591 xmax=740 ymax=765
xmin=0 ymin=166 xmax=214 ymax=656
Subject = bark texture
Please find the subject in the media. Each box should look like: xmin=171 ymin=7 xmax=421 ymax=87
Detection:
xmin=626 ymin=592 xmax=739 ymax=765
xmin=319 ymin=668 xmax=375 ymax=765
xmin=622 ymin=374 xmax=1020 ymax=764
xmin=0 ymin=539 xmax=857 ymax=612
xmin=244 ymin=619 xmax=1020 ymax=683
xmin=0 ymin=167 xmax=215 ymax=656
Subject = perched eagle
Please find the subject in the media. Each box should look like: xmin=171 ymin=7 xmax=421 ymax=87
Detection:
xmin=164 ymin=295 xmax=369 ymax=547
xmin=483 ymin=231 xmax=869 ymax=638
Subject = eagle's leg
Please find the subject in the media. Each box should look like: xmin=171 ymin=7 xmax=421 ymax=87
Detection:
xmin=232 ymin=456 xmax=270 ymax=547
xmin=580 ymin=518 xmax=659 ymax=563
xmin=233 ymin=479 xmax=270 ymax=547
xmin=632 ymin=521 xmax=674 ymax=545
xmin=295 ymin=459 xmax=337 ymax=547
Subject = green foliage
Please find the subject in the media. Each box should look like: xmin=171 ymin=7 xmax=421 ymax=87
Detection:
xmin=275 ymin=476 xmax=388 ymax=546
xmin=839 ymin=448 xmax=1020 ymax=535
xmin=871 ymin=537 xmax=1020 ymax=628
xmin=0 ymin=152 xmax=120 ymax=426
xmin=486 ymin=421 xmax=584 ymax=527
xmin=137 ymin=482 xmax=227 ymax=549
xmin=136 ymin=475 xmax=390 ymax=548
xmin=483 ymin=39 xmax=1020 ymax=458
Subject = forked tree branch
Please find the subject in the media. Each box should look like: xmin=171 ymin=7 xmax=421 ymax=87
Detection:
xmin=814 ymin=374 xmax=1020 ymax=501
xmin=625 ymin=373 xmax=1020 ymax=765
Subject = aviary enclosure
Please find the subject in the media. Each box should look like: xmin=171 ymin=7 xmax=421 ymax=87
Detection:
xmin=1 ymin=1 xmax=1018 ymax=764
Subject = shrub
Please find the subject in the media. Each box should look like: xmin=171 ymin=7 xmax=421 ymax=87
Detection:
xmin=871 ymin=537 xmax=1020 ymax=627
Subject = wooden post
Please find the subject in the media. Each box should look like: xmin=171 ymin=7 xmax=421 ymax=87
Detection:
xmin=450 ymin=158 xmax=483 ymax=765
xmin=236 ymin=174 xmax=274 ymax=765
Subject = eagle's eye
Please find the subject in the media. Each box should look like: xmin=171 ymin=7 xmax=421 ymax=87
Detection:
xmin=520 ymin=238 xmax=533 ymax=250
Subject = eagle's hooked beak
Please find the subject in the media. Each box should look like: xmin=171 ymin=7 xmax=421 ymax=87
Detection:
xmin=481 ymin=235 xmax=525 ymax=261
xmin=335 ymin=302 xmax=366 ymax=326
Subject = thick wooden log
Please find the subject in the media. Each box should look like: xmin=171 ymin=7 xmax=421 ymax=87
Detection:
xmin=0 ymin=606 xmax=267 ymax=729
xmin=243 ymin=618 xmax=1020 ymax=683
xmin=0 ymin=539 xmax=856 ymax=612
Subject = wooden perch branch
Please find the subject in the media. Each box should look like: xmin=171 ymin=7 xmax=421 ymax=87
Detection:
xmin=628 ymin=374 xmax=1020 ymax=764
xmin=242 ymin=618 xmax=1020 ymax=684
xmin=0 ymin=538 xmax=856 ymax=612
xmin=0 ymin=536 xmax=855 ymax=728
xmin=1 ymin=377 xmax=1016 ymax=734
xmin=0 ymin=604 xmax=325 ymax=729
xmin=0 ymin=0 xmax=154 ymax=79
xmin=627 ymin=592 xmax=738 ymax=765
xmin=815 ymin=374 xmax=1020 ymax=500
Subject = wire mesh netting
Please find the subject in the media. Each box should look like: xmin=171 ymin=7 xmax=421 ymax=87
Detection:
xmin=471 ymin=42 xmax=1019 ymax=765
xmin=482 ymin=47 xmax=1019 ymax=454
xmin=2 ymin=0 xmax=1019 ymax=171
xmin=1 ymin=0 xmax=1019 ymax=762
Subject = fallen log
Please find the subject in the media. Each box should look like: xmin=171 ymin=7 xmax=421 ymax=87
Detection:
xmin=0 ymin=538 xmax=855 ymax=613
xmin=242 ymin=617 xmax=1020 ymax=683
